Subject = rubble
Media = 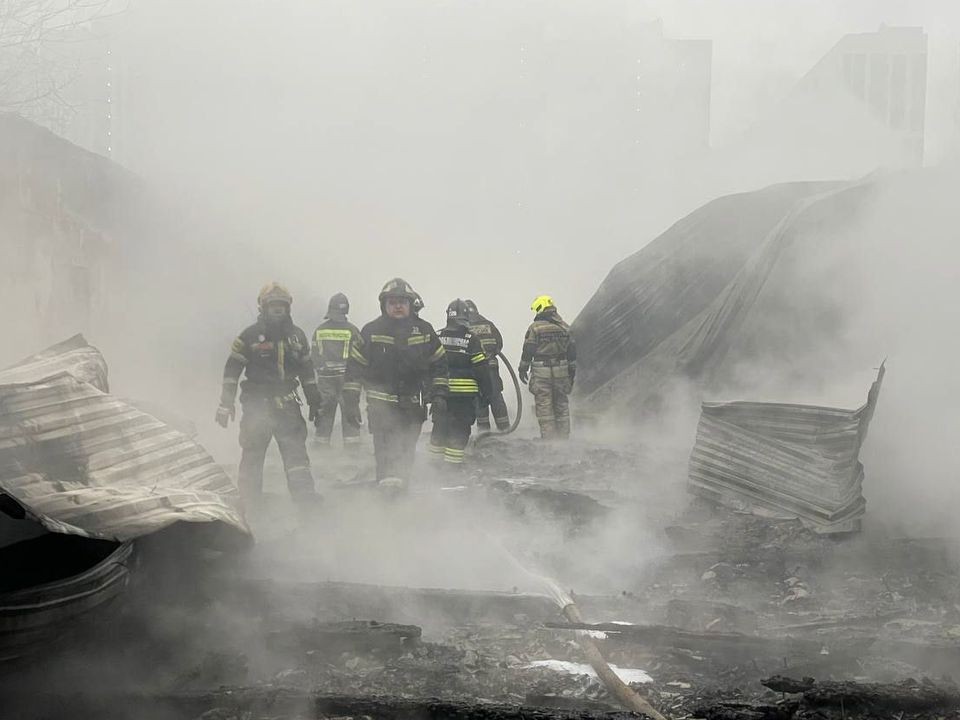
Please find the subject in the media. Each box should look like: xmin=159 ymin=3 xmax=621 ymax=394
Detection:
xmin=2 ymin=365 xmax=958 ymax=718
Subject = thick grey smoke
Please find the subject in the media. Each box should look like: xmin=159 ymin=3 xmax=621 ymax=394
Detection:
xmin=4 ymin=0 xmax=960 ymax=593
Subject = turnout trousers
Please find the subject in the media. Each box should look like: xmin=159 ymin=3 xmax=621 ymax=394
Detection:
xmin=238 ymin=396 xmax=314 ymax=501
xmin=367 ymin=401 xmax=425 ymax=481
xmin=477 ymin=370 xmax=510 ymax=432
xmin=314 ymin=375 xmax=362 ymax=445
xmin=529 ymin=361 xmax=572 ymax=439
xmin=430 ymin=396 xmax=477 ymax=464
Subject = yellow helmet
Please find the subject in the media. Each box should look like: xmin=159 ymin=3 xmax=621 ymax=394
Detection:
xmin=257 ymin=282 xmax=293 ymax=309
xmin=531 ymin=294 xmax=554 ymax=313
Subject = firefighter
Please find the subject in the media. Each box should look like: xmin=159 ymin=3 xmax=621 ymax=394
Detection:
xmin=517 ymin=295 xmax=577 ymax=440
xmin=216 ymin=283 xmax=321 ymax=501
xmin=311 ymin=292 xmax=362 ymax=448
xmin=430 ymin=300 xmax=494 ymax=466
xmin=464 ymin=299 xmax=510 ymax=432
xmin=342 ymin=278 xmax=448 ymax=487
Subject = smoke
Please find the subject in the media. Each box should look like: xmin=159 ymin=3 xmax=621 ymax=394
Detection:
xmin=5 ymin=4 xmax=960 ymax=691
xmin=703 ymin=164 xmax=960 ymax=534
xmin=8 ymin=0 xmax=944 ymax=584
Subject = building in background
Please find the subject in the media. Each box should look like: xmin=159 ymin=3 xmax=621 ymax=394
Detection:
xmin=799 ymin=25 xmax=927 ymax=167
xmin=0 ymin=113 xmax=135 ymax=364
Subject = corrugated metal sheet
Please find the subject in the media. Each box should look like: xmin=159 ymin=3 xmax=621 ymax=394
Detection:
xmin=0 ymin=336 xmax=250 ymax=546
xmin=687 ymin=365 xmax=884 ymax=534
xmin=573 ymin=179 xmax=877 ymax=418
xmin=0 ymin=537 xmax=133 ymax=664
xmin=572 ymin=181 xmax=840 ymax=398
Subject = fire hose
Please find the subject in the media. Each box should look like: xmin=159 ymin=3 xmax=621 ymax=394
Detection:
xmin=494 ymin=541 xmax=669 ymax=720
xmin=476 ymin=352 xmax=523 ymax=439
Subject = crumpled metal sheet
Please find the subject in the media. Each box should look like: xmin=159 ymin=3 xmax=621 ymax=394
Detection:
xmin=0 ymin=335 xmax=251 ymax=546
xmin=0 ymin=538 xmax=133 ymax=665
xmin=687 ymin=365 xmax=884 ymax=534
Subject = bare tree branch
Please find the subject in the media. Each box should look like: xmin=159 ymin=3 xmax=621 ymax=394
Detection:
xmin=0 ymin=0 xmax=121 ymax=129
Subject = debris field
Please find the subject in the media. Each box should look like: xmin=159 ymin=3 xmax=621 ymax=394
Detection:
xmin=4 ymin=433 xmax=960 ymax=720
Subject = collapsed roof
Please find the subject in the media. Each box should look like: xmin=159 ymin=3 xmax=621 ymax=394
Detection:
xmin=571 ymin=165 xmax=960 ymax=529
xmin=0 ymin=335 xmax=250 ymax=547
xmin=571 ymin=178 xmax=876 ymax=416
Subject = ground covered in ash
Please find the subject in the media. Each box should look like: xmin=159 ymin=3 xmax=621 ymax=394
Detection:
xmin=5 ymin=435 xmax=960 ymax=719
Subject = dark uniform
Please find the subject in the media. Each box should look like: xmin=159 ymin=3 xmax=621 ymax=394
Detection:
xmin=430 ymin=300 xmax=494 ymax=465
xmin=311 ymin=293 xmax=362 ymax=447
xmin=220 ymin=298 xmax=320 ymax=499
xmin=518 ymin=298 xmax=577 ymax=439
xmin=343 ymin=279 xmax=448 ymax=482
xmin=465 ymin=300 xmax=510 ymax=432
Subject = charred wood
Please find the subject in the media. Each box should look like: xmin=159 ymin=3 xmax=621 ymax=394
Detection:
xmin=761 ymin=675 xmax=960 ymax=710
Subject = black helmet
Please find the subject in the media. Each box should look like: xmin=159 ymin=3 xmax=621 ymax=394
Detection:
xmin=463 ymin=299 xmax=480 ymax=322
xmin=327 ymin=292 xmax=349 ymax=317
xmin=378 ymin=278 xmax=418 ymax=314
xmin=379 ymin=277 xmax=417 ymax=304
xmin=446 ymin=298 xmax=470 ymax=327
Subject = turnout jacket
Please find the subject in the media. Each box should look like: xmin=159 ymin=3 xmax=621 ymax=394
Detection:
xmin=467 ymin=314 xmax=504 ymax=370
xmin=311 ymin=316 xmax=361 ymax=379
xmin=519 ymin=309 xmax=577 ymax=374
xmin=439 ymin=324 xmax=495 ymax=398
xmin=343 ymin=314 xmax=448 ymax=407
xmin=221 ymin=317 xmax=320 ymax=406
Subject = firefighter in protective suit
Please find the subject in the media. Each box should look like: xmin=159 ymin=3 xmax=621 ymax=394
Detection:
xmin=311 ymin=293 xmax=362 ymax=447
xmin=430 ymin=300 xmax=494 ymax=465
xmin=518 ymin=295 xmax=577 ymax=439
xmin=217 ymin=283 xmax=321 ymax=501
xmin=343 ymin=278 xmax=448 ymax=487
xmin=464 ymin=299 xmax=510 ymax=432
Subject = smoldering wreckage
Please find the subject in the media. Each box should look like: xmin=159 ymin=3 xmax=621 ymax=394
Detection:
xmin=4 ymin=169 xmax=960 ymax=720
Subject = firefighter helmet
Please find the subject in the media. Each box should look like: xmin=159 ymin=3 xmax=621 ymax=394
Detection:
xmin=412 ymin=292 xmax=424 ymax=314
xmin=464 ymin=299 xmax=480 ymax=321
xmin=379 ymin=277 xmax=418 ymax=308
xmin=446 ymin=298 xmax=470 ymax=326
xmin=530 ymin=294 xmax=554 ymax=313
xmin=327 ymin=292 xmax=350 ymax=317
xmin=258 ymin=282 xmax=293 ymax=309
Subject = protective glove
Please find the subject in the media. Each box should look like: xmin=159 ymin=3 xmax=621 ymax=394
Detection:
xmin=215 ymin=404 xmax=235 ymax=428
xmin=430 ymin=396 xmax=447 ymax=418
xmin=308 ymin=404 xmax=321 ymax=423
xmin=518 ymin=366 xmax=529 ymax=384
